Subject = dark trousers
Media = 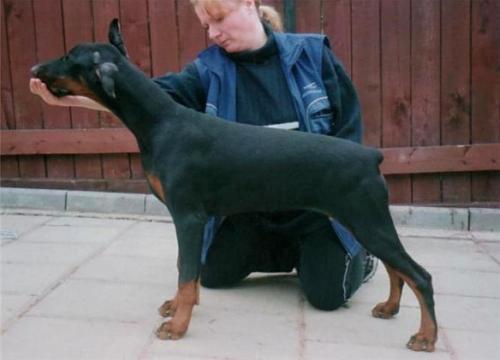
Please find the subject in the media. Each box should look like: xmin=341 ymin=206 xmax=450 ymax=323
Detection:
xmin=200 ymin=212 xmax=366 ymax=310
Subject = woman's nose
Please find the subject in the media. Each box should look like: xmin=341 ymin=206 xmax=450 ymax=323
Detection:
xmin=208 ymin=25 xmax=221 ymax=40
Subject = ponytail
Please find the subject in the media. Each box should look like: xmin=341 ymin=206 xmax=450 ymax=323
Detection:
xmin=258 ymin=4 xmax=283 ymax=32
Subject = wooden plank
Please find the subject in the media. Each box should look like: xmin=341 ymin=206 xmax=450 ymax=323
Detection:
xmin=5 ymin=0 xmax=46 ymax=178
xmin=2 ymin=129 xmax=499 ymax=175
xmin=117 ymin=0 xmax=151 ymax=181
xmin=352 ymin=0 xmax=381 ymax=147
xmin=0 ymin=178 xmax=149 ymax=194
xmin=380 ymin=0 xmax=411 ymax=203
xmin=1 ymin=0 xmax=15 ymax=130
xmin=295 ymin=0 xmax=321 ymax=33
xmin=92 ymin=0 xmax=122 ymax=128
xmin=148 ymin=0 xmax=180 ymax=74
xmin=1 ymin=129 xmax=138 ymax=155
xmin=1 ymin=0 xmax=19 ymax=177
xmin=62 ymin=0 xmax=102 ymax=179
xmin=472 ymin=173 xmax=500 ymax=203
xmin=380 ymin=144 xmax=500 ymax=175
xmin=323 ymin=0 xmax=352 ymax=75
xmin=471 ymin=0 xmax=500 ymax=203
xmin=33 ymin=0 xmax=75 ymax=179
xmin=120 ymin=0 xmax=151 ymax=75
xmin=441 ymin=0 xmax=471 ymax=203
xmin=62 ymin=0 xmax=99 ymax=129
xmin=176 ymin=0 xmax=206 ymax=67
xmin=130 ymin=154 xmax=145 ymax=179
xmin=411 ymin=0 xmax=441 ymax=203
xmin=92 ymin=0 xmax=131 ymax=183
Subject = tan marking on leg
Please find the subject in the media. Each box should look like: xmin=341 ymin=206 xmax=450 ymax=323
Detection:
xmin=395 ymin=271 xmax=437 ymax=352
xmin=372 ymin=263 xmax=404 ymax=319
xmin=145 ymin=173 xmax=166 ymax=202
xmin=156 ymin=280 xmax=198 ymax=340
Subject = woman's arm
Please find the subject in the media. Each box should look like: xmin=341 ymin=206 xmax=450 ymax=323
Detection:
xmin=30 ymin=61 xmax=206 ymax=113
xmin=321 ymin=46 xmax=363 ymax=144
xmin=153 ymin=62 xmax=206 ymax=112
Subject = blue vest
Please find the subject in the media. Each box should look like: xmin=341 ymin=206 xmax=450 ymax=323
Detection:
xmin=195 ymin=33 xmax=362 ymax=262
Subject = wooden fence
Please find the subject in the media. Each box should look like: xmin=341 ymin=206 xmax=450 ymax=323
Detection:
xmin=1 ymin=0 xmax=499 ymax=206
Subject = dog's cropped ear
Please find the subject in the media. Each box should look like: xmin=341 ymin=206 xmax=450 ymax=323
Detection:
xmin=94 ymin=52 xmax=118 ymax=98
xmin=108 ymin=18 xmax=129 ymax=58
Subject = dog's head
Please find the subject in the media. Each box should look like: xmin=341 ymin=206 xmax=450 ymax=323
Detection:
xmin=31 ymin=19 xmax=128 ymax=101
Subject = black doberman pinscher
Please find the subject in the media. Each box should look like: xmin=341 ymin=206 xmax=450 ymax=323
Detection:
xmin=31 ymin=19 xmax=437 ymax=351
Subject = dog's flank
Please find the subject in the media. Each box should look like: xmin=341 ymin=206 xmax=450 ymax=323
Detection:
xmin=31 ymin=18 xmax=437 ymax=351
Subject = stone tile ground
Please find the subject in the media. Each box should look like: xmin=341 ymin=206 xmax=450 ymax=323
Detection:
xmin=1 ymin=209 xmax=499 ymax=360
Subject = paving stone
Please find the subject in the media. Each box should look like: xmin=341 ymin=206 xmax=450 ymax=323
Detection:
xmin=431 ymin=268 xmax=500 ymax=298
xmin=444 ymin=329 xmax=500 ymax=360
xmin=470 ymin=208 xmax=500 ymax=232
xmin=71 ymin=254 xmax=175 ymax=286
xmin=0 ymin=214 xmax=52 ymax=236
xmin=303 ymin=341 xmax=450 ymax=360
xmin=46 ymin=215 xmax=136 ymax=228
xmin=1 ymin=241 xmax=102 ymax=266
xmin=201 ymin=273 xmax=302 ymax=316
xmin=18 ymin=224 xmax=124 ymax=244
xmin=397 ymin=227 xmax=474 ymax=240
xmin=305 ymin=339 xmax=450 ymax=360
xmin=1 ymin=293 xmax=37 ymax=329
xmin=391 ymin=206 xmax=468 ymax=231
xmin=1 ymin=316 xmax=152 ymax=360
xmin=146 ymin=309 xmax=299 ymax=360
xmin=125 ymin=219 xmax=176 ymax=238
xmin=103 ymin=233 xmax=177 ymax=260
xmin=1 ymin=262 xmax=71 ymax=296
xmin=436 ymin=294 xmax=500 ymax=332
xmin=303 ymin=301 xmax=447 ymax=352
xmin=478 ymin=241 xmax=500 ymax=263
xmin=472 ymin=231 xmax=500 ymax=242
xmin=66 ymin=191 xmax=145 ymax=215
xmin=3 ymin=209 xmax=499 ymax=360
xmin=0 ymin=187 xmax=67 ymax=211
xmin=29 ymin=279 xmax=168 ymax=323
xmin=145 ymin=194 xmax=170 ymax=216
xmin=402 ymin=237 xmax=499 ymax=272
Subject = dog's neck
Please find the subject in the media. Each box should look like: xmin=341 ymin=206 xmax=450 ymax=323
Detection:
xmin=97 ymin=59 xmax=181 ymax=152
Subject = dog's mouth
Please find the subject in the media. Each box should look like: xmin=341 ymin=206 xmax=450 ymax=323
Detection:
xmin=47 ymin=86 xmax=71 ymax=97
xmin=31 ymin=64 xmax=72 ymax=98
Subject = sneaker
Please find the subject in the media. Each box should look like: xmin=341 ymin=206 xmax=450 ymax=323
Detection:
xmin=362 ymin=252 xmax=378 ymax=283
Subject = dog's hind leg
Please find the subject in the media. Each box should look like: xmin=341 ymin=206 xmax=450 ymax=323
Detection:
xmin=372 ymin=263 xmax=404 ymax=319
xmin=333 ymin=175 xmax=437 ymax=351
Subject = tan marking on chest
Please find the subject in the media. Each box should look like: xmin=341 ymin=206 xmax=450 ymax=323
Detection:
xmin=146 ymin=173 xmax=166 ymax=203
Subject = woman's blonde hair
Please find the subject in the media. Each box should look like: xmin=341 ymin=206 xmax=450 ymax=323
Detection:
xmin=191 ymin=0 xmax=283 ymax=32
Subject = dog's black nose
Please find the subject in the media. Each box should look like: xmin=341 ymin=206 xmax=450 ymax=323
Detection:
xmin=30 ymin=64 xmax=41 ymax=77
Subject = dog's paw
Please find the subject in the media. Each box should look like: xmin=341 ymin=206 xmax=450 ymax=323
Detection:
xmin=406 ymin=333 xmax=436 ymax=352
xmin=371 ymin=301 xmax=399 ymax=319
xmin=155 ymin=321 xmax=186 ymax=340
xmin=158 ymin=298 xmax=177 ymax=318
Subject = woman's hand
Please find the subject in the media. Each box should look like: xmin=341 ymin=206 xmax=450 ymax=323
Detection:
xmin=29 ymin=78 xmax=109 ymax=111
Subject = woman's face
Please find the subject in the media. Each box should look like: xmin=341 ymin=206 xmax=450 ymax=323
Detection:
xmin=194 ymin=0 xmax=259 ymax=53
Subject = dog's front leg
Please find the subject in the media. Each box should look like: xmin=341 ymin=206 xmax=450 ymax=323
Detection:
xmin=158 ymin=277 xmax=200 ymax=318
xmin=156 ymin=280 xmax=199 ymax=340
xmin=156 ymin=215 xmax=205 ymax=340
